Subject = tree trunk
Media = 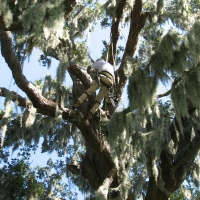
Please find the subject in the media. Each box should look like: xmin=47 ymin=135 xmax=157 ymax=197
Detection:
xmin=145 ymin=177 xmax=170 ymax=200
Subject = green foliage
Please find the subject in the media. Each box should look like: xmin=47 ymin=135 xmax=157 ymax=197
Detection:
xmin=73 ymin=41 xmax=91 ymax=66
xmin=1 ymin=91 xmax=14 ymax=148
xmin=0 ymin=0 xmax=13 ymax=27
xmin=170 ymin=182 xmax=200 ymax=200
xmin=0 ymin=158 xmax=44 ymax=200
xmin=190 ymin=0 xmax=200 ymax=13
xmin=107 ymin=111 xmax=134 ymax=199
xmin=100 ymin=17 xmax=111 ymax=28
xmin=20 ymin=1 xmax=66 ymax=48
xmin=0 ymin=151 xmax=78 ymax=200
xmin=150 ymin=28 xmax=182 ymax=82
xmin=169 ymin=188 xmax=185 ymax=200
xmin=56 ymin=56 xmax=68 ymax=85
xmin=1 ymin=0 xmax=200 ymax=199
xmin=128 ymin=66 xmax=158 ymax=112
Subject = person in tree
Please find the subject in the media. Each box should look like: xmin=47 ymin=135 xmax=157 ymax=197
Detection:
xmin=72 ymin=58 xmax=115 ymax=120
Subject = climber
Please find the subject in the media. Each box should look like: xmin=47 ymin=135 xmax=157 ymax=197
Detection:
xmin=72 ymin=58 xmax=115 ymax=120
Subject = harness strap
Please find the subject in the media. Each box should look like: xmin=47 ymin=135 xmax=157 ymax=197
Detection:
xmin=100 ymin=79 xmax=111 ymax=89
xmin=100 ymin=71 xmax=113 ymax=80
xmin=83 ymin=91 xmax=89 ymax=97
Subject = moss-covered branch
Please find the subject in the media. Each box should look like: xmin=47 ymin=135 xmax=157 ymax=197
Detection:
xmin=0 ymin=87 xmax=27 ymax=107
xmin=115 ymin=0 xmax=149 ymax=101
xmin=108 ymin=0 xmax=127 ymax=65
xmin=0 ymin=0 xmax=76 ymax=32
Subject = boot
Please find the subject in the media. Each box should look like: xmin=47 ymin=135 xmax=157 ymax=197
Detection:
xmin=72 ymin=100 xmax=81 ymax=109
xmin=85 ymin=111 xmax=93 ymax=120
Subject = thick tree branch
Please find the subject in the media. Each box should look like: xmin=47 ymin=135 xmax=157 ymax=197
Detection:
xmin=96 ymin=167 xmax=117 ymax=200
xmin=145 ymin=62 xmax=200 ymax=197
xmin=67 ymin=164 xmax=80 ymax=175
xmin=131 ymin=170 xmax=148 ymax=198
xmin=108 ymin=0 xmax=127 ymax=65
xmin=0 ymin=31 xmax=56 ymax=113
xmin=162 ymin=117 xmax=200 ymax=192
xmin=0 ymin=87 xmax=27 ymax=107
xmin=115 ymin=0 xmax=149 ymax=100
xmin=125 ymin=2 xmax=149 ymax=56
xmin=0 ymin=31 xmax=85 ymax=124
xmin=171 ymin=137 xmax=200 ymax=172
xmin=68 ymin=62 xmax=92 ymax=89
xmin=67 ymin=62 xmax=99 ymax=111
xmin=5 ymin=22 xmax=24 ymax=32
xmin=0 ymin=87 xmax=77 ymax=122
xmin=45 ymin=49 xmax=92 ymax=91
xmin=0 ymin=86 xmax=115 ymax=174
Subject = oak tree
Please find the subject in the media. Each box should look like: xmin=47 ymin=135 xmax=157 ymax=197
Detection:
xmin=0 ymin=0 xmax=200 ymax=199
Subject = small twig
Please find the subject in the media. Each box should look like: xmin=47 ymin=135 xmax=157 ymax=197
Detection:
xmin=157 ymin=89 xmax=171 ymax=98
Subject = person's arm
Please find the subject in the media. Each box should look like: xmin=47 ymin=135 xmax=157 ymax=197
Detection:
xmin=87 ymin=65 xmax=92 ymax=74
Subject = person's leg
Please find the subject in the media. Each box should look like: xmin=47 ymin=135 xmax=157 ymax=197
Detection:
xmin=72 ymin=80 xmax=99 ymax=109
xmin=86 ymin=76 xmax=113 ymax=119
xmin=89 ymin=85 xmax=109 ymax=114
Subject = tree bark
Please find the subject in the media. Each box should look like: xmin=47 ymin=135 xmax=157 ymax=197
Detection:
xmin=108 ymin=0 xmax=127 ymax=65
xmin=115 ymin=0 xmax=149 ymax=102
xmin=145 ymin=177 xmax=170 ymax=200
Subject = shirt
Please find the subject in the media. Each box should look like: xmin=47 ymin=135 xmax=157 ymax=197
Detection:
xmin=91 ymin=59 xmax=115 ymax=78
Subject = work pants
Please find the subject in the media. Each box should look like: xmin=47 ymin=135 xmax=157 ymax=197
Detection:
xmin=78 ymin=75 xmax=113 ymax=114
